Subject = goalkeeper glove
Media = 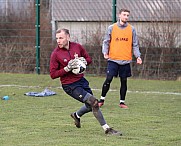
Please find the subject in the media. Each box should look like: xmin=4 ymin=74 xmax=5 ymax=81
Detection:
xmin=64 ymin=59 xmax=79 ymax=72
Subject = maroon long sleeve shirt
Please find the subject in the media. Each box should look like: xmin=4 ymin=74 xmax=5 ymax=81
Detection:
xmin=50 ymin=42 xmax=92 ymax=85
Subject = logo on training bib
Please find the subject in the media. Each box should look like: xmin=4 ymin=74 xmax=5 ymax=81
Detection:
xmin=115 ymin=37 xmax=128 ymax=41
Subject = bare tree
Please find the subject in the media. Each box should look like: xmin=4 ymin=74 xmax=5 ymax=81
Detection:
xmin=138 ymin=21 xmax=181 ymax=80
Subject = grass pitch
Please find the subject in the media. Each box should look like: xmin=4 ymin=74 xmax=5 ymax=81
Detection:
xmin=0 ymin=73 xmax=181 ymax=146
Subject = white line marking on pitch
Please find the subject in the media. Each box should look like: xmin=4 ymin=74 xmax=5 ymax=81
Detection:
xmin=0 ymin=84 xmax=181 ymax=96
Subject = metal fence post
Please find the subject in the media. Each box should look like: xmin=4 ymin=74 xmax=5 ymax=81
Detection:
xmin=112 ymin=0 xmax=117 ymax=23
xmin=35 ymin=0 xmax=40 ymax=74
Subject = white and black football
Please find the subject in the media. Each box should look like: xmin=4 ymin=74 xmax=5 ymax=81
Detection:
xmin=72 ymin=59 xmax=86 ymax=74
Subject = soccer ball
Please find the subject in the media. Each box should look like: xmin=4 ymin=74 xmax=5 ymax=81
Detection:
xmin=72 ymin=59 xmax=86 ymax=74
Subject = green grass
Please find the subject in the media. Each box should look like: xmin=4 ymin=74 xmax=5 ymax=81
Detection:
xmin=0 ymin=73 xmax=181 ymax=146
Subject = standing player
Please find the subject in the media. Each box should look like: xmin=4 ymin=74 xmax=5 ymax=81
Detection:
xmin=98 ymin=9 xmax=142 ymax=108
xmin=50 ymin=28 xmax=122 ymax=135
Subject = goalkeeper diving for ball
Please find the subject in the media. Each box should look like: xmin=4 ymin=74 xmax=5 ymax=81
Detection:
xmin=50 ymin=28 xmax=122 ymax=136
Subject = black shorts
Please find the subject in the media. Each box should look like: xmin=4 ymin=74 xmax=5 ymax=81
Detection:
xmin=106 ymin=61 xmax=132 ymax=78
xmin=62 ymin=77 xmax=93 ymax=103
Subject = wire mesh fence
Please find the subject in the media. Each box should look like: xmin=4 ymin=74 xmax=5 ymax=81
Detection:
xmin=0 ymin=0 xmax=181 ymax=80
